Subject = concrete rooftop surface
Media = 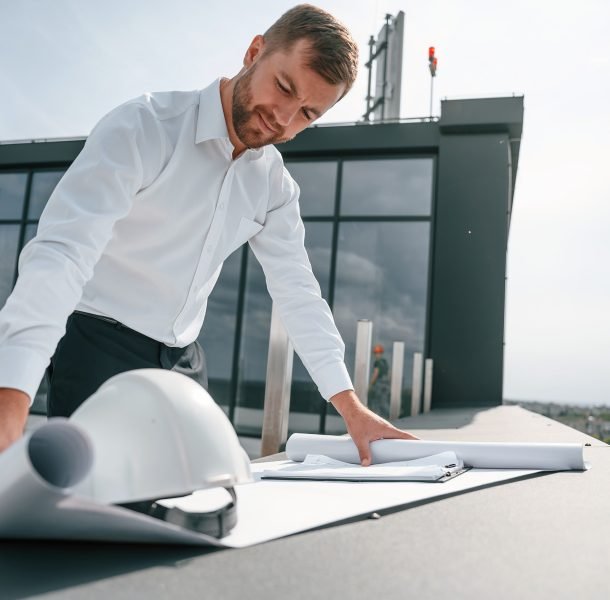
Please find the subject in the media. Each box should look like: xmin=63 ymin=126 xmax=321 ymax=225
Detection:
xmin=5 ymin=404 xmax=608 ymax=600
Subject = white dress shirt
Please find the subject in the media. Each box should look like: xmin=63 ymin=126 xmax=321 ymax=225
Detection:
xmin=0 ymin=78 xmax=353 ymax=402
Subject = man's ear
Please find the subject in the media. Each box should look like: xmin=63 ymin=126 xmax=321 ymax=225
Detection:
xmin=243 ymin=34 xmax=265 ymax=69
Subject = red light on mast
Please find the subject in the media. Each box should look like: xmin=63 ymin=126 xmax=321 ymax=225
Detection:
xmin=428 ymin=47 xmax=437 ymax=117
xmin=428 ymin=49 xmax=438 ymax=77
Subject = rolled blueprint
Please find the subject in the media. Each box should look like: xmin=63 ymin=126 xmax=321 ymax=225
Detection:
xmin=0 ymin=419 xmax=227 ymax=546
xmin=285 ymin=434 xmax=588 ymax=471
xmin=0 ymin=419 xmax=94 ymax=537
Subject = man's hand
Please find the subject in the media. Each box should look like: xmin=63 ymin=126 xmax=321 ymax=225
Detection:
xmin=0 ymin=388 xmax=30 ymax=452
xmin=331 ymin=389 xmax=419 ymax=466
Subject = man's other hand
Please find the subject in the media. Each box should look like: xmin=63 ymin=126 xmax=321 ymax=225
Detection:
xmin=330 ymin=389 xmax=419 ymax=466
xmin=0 ymin=388 xmax=30 ymax=452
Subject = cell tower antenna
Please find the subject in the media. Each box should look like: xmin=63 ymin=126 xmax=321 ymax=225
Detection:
xmin=362 ymin=11 xmax=405 ymax=122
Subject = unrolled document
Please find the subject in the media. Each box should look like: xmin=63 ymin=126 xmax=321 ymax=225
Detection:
xmin=261 ymin=451 xmax=466 ymax=482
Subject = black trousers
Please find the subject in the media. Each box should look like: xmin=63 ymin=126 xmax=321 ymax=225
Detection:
xmin=46 ymin=312 xmax=208 ymax=418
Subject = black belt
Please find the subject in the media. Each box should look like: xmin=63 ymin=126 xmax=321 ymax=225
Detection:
xmin=73 ymin=310 xmax=120 ymax=326
xmin=71 ymin=310 xmax=153 ymax=342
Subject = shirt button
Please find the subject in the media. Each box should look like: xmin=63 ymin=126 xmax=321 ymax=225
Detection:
xmin=219 ymin=202 xmax=225 ymax=209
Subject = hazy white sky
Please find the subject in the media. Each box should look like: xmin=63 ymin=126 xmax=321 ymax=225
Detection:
xmin=1 ymin=0 xmax=608 ymax=406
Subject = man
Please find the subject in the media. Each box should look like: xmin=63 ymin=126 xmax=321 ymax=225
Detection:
xmin=0 ymin=4 xmax=418 ymax=462
xmin=369 ymin=344 xmax=391 ymax=418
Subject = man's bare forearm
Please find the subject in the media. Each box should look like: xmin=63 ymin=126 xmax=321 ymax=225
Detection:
xmin=330 ymin=388 xmax=419 ymax=466
xmin=330 ymin=389 xmax=362 ymax=418
xmin=0 ymin=388 xmax=30 ymax=451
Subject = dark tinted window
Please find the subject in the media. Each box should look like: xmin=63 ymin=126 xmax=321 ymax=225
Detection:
xmin=0 ymin=225 xmax=20 ymax=307
xmin=286 ymin=161 xmax=337 ymax=217
xmin=289 ymin=222 xmax=333 ymax=432
xmin=198 ymin=249 xmax=242 ymax=408
xmin=28 ymin=170 xmax=66 ymax=219
xmin=0 ymin=173 xmax=27 ymax=220
xmin=341 ymin=158 xmax=433 ymax=216
xmin=330 ymin=221 xmax=430 ymax=427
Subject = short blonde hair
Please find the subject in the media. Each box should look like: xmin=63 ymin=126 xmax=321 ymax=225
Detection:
xmin=263 ymin=4 xmax=359 ymax=98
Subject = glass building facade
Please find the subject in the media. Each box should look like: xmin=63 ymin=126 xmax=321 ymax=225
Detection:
xmin=0 ymin=157 xmax=433 ymax=434
xmin=0 ymin=170 xmax=66 ymax=305
xmin=201 ymin=156 xmax=434 ymax=435
xmin=0 ymin=95 xmax=523 ymax=424
xmin=0 ymin=168 xmax=67 ymax=412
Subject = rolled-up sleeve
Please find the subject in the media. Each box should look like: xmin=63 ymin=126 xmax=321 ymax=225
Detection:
xmin=0 ymin=99 xmax=166 ymax=402
xmin=248 ymin=163 xmax=353 ymax=401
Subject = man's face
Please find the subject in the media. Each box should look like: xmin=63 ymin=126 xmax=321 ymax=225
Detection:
xmin=232 ymin=38 xmax=346 ymax=149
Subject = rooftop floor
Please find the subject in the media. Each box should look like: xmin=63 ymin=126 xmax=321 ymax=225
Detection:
xmin=393 ymin=403 xmax=604 ymax=443
xmin=8 ymin=404 xmax=608 ymax=600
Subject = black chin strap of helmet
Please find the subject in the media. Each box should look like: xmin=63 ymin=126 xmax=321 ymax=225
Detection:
xmin=119 ymin=486 xmax=238 ymax=539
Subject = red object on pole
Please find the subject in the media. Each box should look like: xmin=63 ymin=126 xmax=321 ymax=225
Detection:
xmin=428 ymin=47 xmax=437 ymax=117
xmin=428 ymin=47 xmax=438 ymax=76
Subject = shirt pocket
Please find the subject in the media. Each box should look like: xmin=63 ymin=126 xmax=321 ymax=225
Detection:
xmin=225 ymin=216 xmax=264 ymax=256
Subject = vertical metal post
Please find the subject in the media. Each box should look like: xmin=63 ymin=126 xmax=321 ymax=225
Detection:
xmin=430 ymin=75 xmax=434 ymax=120
xmin=380 ymin=13 xmax=392 ymax=121
xmin=423 ymin=359 xmax=433 ymax=413
xmin=411 ymin=352 xmax=423 ymax=416
xmin=353 ymin=319 xmax=373 ymax=406
xmin=364 ymin=35 xmax=375 ymax=122
xmin=389 ymin=341 xmax=404 ymax=421
xmin=260 ymin=303 xmax=294 ymax=457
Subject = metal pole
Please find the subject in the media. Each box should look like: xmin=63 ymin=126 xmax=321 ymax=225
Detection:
xmin=260 ymin=303 xmax=294 ymax=457
xmin=353 ymin=319 xmax=373 ymax=406
xmin=380 ymin=14 xmax=392 ymax=121
xmin=411 ymin=352 xmax=423 ymax=416
xmin=364 ymin=35 xmax=375 ymax=122
xmin=228 ymin=246 xmax=248 ymax=424
xmin=430 ymin=75 xmax=434 ymax=120
xmin=389 ymin=341 xmax=404 ymax=421
xmin=423 ymin=358 xmax=433 ymax=413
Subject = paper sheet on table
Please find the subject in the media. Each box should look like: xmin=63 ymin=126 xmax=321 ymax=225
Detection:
xmin=261 ymin=451 xmax=465 ymax=481
xmin=286 ymin=433 xmax=589 ymax=470
xmin=0 ymin=421 xmax=588 ymax=547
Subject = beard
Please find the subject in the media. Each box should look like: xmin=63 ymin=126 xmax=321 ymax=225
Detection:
xmin=232 ymin=65 xmax=291 ymax=149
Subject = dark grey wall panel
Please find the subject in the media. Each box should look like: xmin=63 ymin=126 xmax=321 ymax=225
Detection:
xmin=281 ymin=122 xmax=439 ymax=157
xmin=440 ymin=97 xmax=523 ymax=139
xmin=0 ymin=140 xmax=84 ymax=167
xmin=430 ymin=133 xmax=510 ymax=408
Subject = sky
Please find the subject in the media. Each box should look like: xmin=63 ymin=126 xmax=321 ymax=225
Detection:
xmin=0 ymin=0 xmax=609 ymax=406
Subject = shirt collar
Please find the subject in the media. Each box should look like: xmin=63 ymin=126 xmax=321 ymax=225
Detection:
xmin=195 ymin=78 xmax=265 ymax=160
xmin=195 ymin=78 xmax=229 ymax=144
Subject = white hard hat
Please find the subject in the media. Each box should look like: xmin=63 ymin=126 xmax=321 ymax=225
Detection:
xmin=71 ymin=369 xmax=252 ymax=506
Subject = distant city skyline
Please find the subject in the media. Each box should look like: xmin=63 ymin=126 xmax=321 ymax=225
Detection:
xmin=1 ymin=0 xmax=608 ymax=406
